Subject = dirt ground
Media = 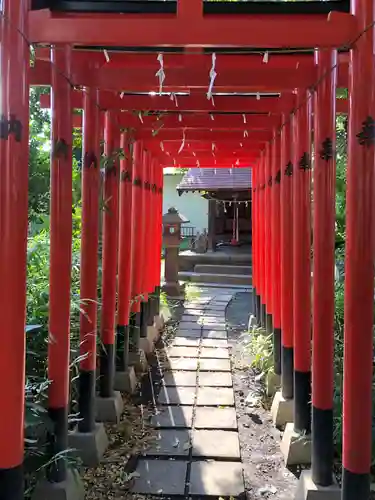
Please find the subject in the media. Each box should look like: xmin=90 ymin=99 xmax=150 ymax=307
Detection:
xmin=83 ymin=291 xmax=299 ymax=499
xmin=226 ymin=292 xmax=298 ymax=500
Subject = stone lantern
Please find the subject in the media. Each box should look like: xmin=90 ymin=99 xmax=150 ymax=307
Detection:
xmin=162 ymin=207 xmax=189 ymax=297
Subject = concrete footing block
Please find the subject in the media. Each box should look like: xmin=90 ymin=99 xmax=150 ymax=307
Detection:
xmin=294 ymin=470 xmax=341 ymax=500
xmin=154 ymin=314 xmax=164 ymax=331
xmin=68 ymin=423 xmax=108 ymax=467
xmin=280 ymin=422 xmax=311 ymax=466
xmin=95 ymin=391 xmax=124 ymax=424
xmin=129 ymin=350 xmax=148 ymax=373
xmin=271 ymin=391 xmax=294 ymax=428
xmin=140 ymin=337 xmax=154 ymax=354
xmin=32 ymin=469 xmax=85 ymax=500
xmin=266 ymin=371 xmax=281 ymax=397
xmin=114 ymin=366 xmax=137 ymax=393
xmin=148 ymin=324 xmax=159 ymax=343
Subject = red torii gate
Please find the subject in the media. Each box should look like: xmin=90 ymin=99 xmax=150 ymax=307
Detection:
xmin=0 ymin=1 xmax=373 ymax=500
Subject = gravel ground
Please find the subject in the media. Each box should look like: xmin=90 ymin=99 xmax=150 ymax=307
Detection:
xmin=226 ymin=292 xmax=298 ymax=500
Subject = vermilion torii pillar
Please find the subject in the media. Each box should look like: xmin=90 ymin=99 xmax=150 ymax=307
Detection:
xmin=153 ymin=166 xmax=164 ymax=322
xmin=264 ymin=143 xmax=273 ymax=334
xmin=139 ymin=150 xmax=151 ymax=344
xmin=293 ymin=92 xmax=312 ymax=436
xmin=129 ymin=141 xmax=145 ymax=361
xmin=77 ymin=88 xmax=100 ymax=432
xmin=271 ymin=132 xmax=282 ymax=378
xmin=116 ymin=131 xmax=136 ymax=387
xmin=342 ymin=0 xmax=375 ymax=497
xmin=99 ymin=112 xmax=121 ymax=401
xmin=310 ymin=49 xmax=337 ymax=488
xmin=258 ymin=152 xmax=266 ymax=328
xmin=282 ymin=91 xmax=313 ymax=465
xmin=252 ymin=167 xmax=259 ymax=323
xmin=47 ymin=45 xmax=73 ymax=485
xmin=0 ymin=0 xmax=29 ymax=497
xmin=280 ymin=117 xmax=294 ymax=402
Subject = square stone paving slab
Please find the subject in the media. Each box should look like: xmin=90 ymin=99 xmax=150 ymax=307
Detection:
xmin=166 ymin=358 xmax=199 ymax=371
xmin=196 ymin=387 xmax=234 ymax=406
xmin=176 ymin=329 xmax=202 ymax=339
xmin=151 ymin=406 xmax=194 ymax=428
xmin=195 ymin=407 xmax=237 ymax=429
xmin=144 ymin=429 xmax=191 ymax=456
xmin=202 ymin=323 xmax=226 ymax=331
xmin=203 ymin=312 xmax=225 ymax=323
xmin=199 ymin=358 xmax=231 ymax=372
xmin=200 ymin=347 xmax=229 ymax=359
xmin=189 ymin=461 xmax=244 ymax=496
xmin=172 ymin=337 xmax=201 ymax=347
xmin=202 ymin=329 xmax=228 ymax=339
xmin=192 ymin=430 xmax=240 ymax=459
xmin=179 ymin=321 xmax=202 ymax=331
xmin=201 ymin=338 xmax=229 ymax=348
xmin=158 ymin=386 xmax=196 ymax=405
xmin=167 ymin=346 xmax=200 ymax=358
xmin=163 ymin=371 xmax=197 ymax=387
xmin=184 ymin=304 xmax=204 ymax=311
xmin=198 ymin=371 xmax=232 ymax=387
xmin=132 ymin=459 xmax=187 ymax=495
xmin=181 ymin=314 xmax=200 ymax=323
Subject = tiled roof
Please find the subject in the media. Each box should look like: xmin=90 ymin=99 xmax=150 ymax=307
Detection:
xmin=177 ymin=167 xmax=252 ymax=193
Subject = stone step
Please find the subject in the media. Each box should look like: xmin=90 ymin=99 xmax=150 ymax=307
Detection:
xmin=179 ymin=271 xmax=252 ymax=286
xmin=194 ymin=264 xmax=252 ymax=275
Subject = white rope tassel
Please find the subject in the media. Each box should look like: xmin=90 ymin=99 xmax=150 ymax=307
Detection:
xmin=244 ymin=130 xmax=249 ymax=138
xmin=242 ymin=114 xmax=247 ymax=124
xmin=207 ymin=53 xmax=217 ymax=100
xmin=120 ymin=92 xmax=124 ymax=99
xmin=170 ymin=92 xmax=179 ymax=107
xmin=256 ymin=92 xmax=261 ymax=101
xmin=103 ymin=49 xmax=110 ymax=63
xmin=156 ymin=53 xmax=166 ymax=95
xmin=138 ymin=112 xmax=144 ymax=124
xmin=210 ymin=114 xmax=215 ymax=121
xmin=263 ymin=51 xmax=269 ymax=64
xmin=178 ymin=113 xmax=182 ymax=122
xmin=178 ymin=128 xmax=186 ymax=154
xmin=160 ymin=141 xmax=164 ymax=152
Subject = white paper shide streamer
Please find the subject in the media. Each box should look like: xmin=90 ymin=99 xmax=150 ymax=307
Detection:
xmin=156 ymin=53 xmax=166 ymax=95
xmin=207 ymin=53 xmax=217 ymax=100
xmin=178 ymin=128 xmax=186 ymax=154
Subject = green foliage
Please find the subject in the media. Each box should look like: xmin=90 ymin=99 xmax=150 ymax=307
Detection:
xmin=243 ymin=325 xmax=273 ymax=376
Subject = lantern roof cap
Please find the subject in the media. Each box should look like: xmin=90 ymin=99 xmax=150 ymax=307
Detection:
xmin=163 ymin=207 xmax=190 ymax=224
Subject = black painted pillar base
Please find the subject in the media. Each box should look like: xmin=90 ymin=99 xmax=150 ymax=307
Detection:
xmin=281 ymin=346 xmax=294 ymax=400
xmin=0 ymin=465 xmax=23 ymax=500
xmin=273 ymin=327 xmax=282 ymax=376
xmin=261 ymin=303 xmax=267 ymax=329
xmin=129 ymin=312 xmax=141 ymax=353
xmin=78 ymin=369 xmax=96 ymax=433
xmin=342 ymin=468 xmax=370 ymax=500
xmin=116 ymin=324 xmax=130 ymax=372
xmin=140 ymin=302 xmax=148 ymax=338
xmin=256 ymin=294 xmax=261 ymax=324
xmin=99 ymin=343 xmax=115 ymax=399
xmin=293 ymin=370 xmax=311 ymax=434
xmin=154 ymin=286 xmax=161 ymax=316
xmin=312 ymin=406 xmax=333 ymax=486
xmin=253 ymin=287 xmax=258 ymax=322
xmin=266 ymin=313 xmax=273 ymax=335
xmin=147 ymin=297 xmax=155 ymax=326
xmin=47 ymin=406 xmax=68 ymax=483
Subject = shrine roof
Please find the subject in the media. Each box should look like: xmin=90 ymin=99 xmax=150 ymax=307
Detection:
xmin=177 ymin=167 xmax=252 ymax=194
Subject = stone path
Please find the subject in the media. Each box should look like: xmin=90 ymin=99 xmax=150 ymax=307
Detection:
xmin=132 ymin=288 xmax=245 ymax=497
